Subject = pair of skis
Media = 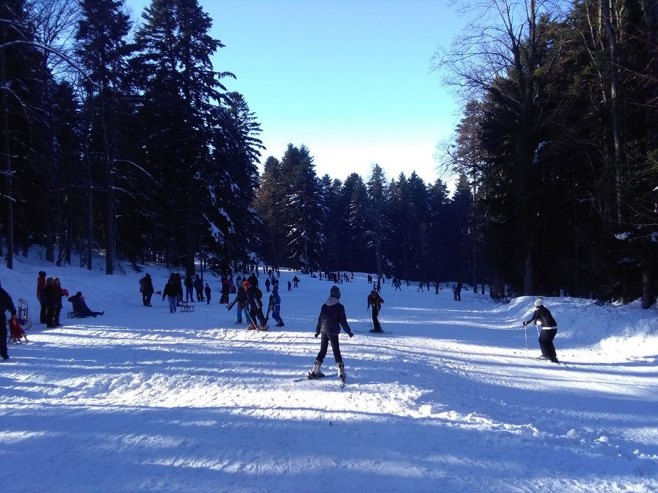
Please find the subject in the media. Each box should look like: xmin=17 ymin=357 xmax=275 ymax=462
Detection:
xmin=293 ymin=373 xmax=346 ymax=388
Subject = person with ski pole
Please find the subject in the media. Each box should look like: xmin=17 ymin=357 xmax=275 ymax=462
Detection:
xmin=367 ymin=289 xmax=384 ymax=333
xmin=523 ymin=297 xmax=559 ymax=363
xmin=308 ymin=286 xmax=354 ymax=382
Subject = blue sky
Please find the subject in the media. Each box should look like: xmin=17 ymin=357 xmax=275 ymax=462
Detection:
xmin=125 ymin=0 xmax=463 ymax=185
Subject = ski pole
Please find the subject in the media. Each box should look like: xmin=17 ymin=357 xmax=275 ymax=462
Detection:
xmin=523 ymin=323 xmax=528 ymax=353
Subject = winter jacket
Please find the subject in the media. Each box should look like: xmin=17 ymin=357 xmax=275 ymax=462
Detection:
xmin=140 ymin=275 xmax=154 ymax=295
xmin=246 ymin=285 xmax=263 ymax=309
xmin=526 ymin=305 xmax=558 ymax=329
xmin=316 ymin=297 xmax=353 ymax=336
xmin=367 ymin=292 xmax=383 ymax=311
xmin=162 ymin=281 xmax=178 ymax=300
xmin=0 ymin=287 xmax=17 ymax=321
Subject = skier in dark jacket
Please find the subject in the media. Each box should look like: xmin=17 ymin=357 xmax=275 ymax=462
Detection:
xmin=204 ymin=283 xmax=211 ymax=304
xmin=246 ymin=278 xmax=268 ymax=330
xmin=367 ymin=289 xmax=384 ymax=333
xmin=0 ymin=286 xmax=17 ymax=360
xmin=523 ymin=297 xmax=559 ymax=363
xmin=308 ymin=286 xmax=354 ymax=382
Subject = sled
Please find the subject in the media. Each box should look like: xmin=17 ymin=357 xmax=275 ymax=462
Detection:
xmin=17 ymin=298 xmax=32 ymax=329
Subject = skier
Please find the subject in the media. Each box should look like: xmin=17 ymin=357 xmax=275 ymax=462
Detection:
xmin=367 ymin=289 xmax=384 ymax=333
xmin=308 ymin=286 xmax=354 ymax=382
xmin=204 ymin=282 xmax=211 ymax=304
xmin=523 ymin=297 xmax=559 ymax=363
xmin=268 ymin=285 xmax=285 ymax=327
xmin=0 ymin=284 xmax=17 ymax=360
xmin=245 ymin=277 xmax=268 ymax=330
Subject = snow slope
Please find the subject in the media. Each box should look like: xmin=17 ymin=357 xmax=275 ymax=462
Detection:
xmin=1 ymin=254 xmax=657 ymax=493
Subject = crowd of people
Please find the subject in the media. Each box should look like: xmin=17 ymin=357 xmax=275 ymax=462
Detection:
xmin=3 ymin=268 xmax=560 ymax=372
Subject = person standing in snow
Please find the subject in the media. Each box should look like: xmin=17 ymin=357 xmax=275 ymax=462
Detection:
xmin=36 ymin=271 xmax=47 ymax=324
xmin=367 ymin=289 xmax=384 ymax=333
xmin=204 ymin=282 xmax=211 ymax=304
xmin=308 ymin=286 xmax=354 ymax=382
xmin=453 ymin=281 xmax=462 ymax=301
xmin=523 ymin=297 xmax=559 ymax=363
xmin=184 ymin=274 xmax=194 ymax=303
xmin=268 ymin=285 xmax=285 ymax=327
xmin=139 ymin=273 xmax=154 ymax=307
xmin=162 ymin=275 xmax=179 ymax=314
xmin=0 ymin=285 xmax=17 ymax=360
xmin=194 ymin=275 xmax=204 ymax=302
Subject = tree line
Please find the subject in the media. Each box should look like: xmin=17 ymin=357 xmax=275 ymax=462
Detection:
xmin=1 ymin=0 xmax=656 ymax=307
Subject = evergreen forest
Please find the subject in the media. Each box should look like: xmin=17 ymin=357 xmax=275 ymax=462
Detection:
xmin=1 ymin=0 xmax=656 ymax=307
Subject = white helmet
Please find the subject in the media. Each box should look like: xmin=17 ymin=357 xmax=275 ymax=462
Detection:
xmin=534 ymin=297 xmax=543 ymax=307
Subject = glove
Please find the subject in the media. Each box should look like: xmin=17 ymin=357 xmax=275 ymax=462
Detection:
xmin=314 ymin=332 xmax=320 ymax=338
xmin=522 ymin=321 xmax=528 ymax=326
xmin=348 ymin=332 xmax=354 ymax=338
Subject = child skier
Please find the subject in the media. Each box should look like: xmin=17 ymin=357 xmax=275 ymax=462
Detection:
xmin=308 ymin=286 xmax=354 ymax=382
xmin=268 ymin=286 xmax=285 ymax=327
xmin=367 ymin=289 xmax=384 ymax=333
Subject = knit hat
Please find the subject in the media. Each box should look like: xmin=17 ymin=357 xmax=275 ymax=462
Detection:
xmin=330 ymin=286 xmax=341 ymax=299
xmin=534 ymin=297 xmax=543 ymax=307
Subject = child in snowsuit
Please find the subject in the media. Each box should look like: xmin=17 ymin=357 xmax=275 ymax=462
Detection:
xmin=308 ymin=286 xmax=354 ymax=382
xmin=268 ymin=286 xmax=284 ymax=327
xmin=367 ymin=289 xmax=384 ymax=333
xmin=523 ymin=297 xmax=559 ymax=363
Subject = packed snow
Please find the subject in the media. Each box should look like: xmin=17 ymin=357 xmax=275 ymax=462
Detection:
xmin=1 ymin=254 xmax=657 ymax=493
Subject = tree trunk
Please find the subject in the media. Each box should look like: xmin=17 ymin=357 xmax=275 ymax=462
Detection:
xmin=1 ymin=41 xmax=13 ymax=269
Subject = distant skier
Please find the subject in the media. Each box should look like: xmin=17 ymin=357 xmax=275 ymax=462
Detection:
xmin=367 ymin=289 xmax=384 ymax=333
xmin=523 ymin=297 xmax=559 ymax=363
xmin=308 ymin=286 xmax=354 ymax=382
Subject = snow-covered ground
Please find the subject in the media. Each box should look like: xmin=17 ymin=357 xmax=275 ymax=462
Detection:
xmin=1 ymin=254 xmax=657 ymax=493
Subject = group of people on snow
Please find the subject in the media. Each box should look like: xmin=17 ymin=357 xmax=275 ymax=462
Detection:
xmin=3 ymin=268 xmax=560 ymax=373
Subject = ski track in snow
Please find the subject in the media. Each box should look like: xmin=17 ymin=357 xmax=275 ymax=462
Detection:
xmin=1 ymin=263 xmax=657 ymax=493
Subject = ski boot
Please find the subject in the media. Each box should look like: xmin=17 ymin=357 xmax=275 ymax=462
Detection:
xmin=308 ymin=360 xmax=325 ymax=379
xmin=337 ymin=362 xmax=346 ymax=383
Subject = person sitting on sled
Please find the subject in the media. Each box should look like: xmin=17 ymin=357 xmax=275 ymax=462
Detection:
xmin=68 ymin=292 xmax=104 ymax=318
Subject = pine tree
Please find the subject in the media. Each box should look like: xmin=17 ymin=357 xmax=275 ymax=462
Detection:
xmin=132 ymin=0 xmax=230 ymax=274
